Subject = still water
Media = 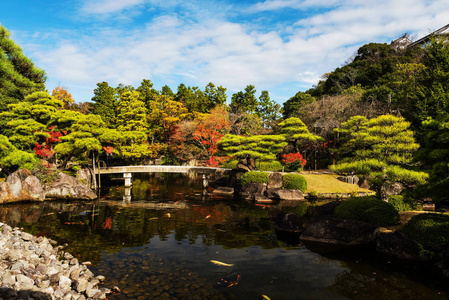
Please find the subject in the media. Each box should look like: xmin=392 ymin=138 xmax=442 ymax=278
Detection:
xmin=0 ymin=173 xmax=448 ymax=299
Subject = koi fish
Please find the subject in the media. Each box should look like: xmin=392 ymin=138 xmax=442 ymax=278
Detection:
xmin=210 ymin=260 xmax=234 ymax=267
xmin=262 ymin=295 xmax=271 ymax=300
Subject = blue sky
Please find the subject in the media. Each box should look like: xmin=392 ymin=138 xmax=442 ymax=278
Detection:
xmin=1 ymin=0 xmax=448 ymax=104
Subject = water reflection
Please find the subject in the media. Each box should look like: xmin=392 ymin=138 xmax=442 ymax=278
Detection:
xmin=0 ymin=173 xmax=447 ymax=299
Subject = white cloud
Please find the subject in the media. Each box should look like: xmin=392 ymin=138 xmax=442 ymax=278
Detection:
xmin=29 ymin=0 xmax=449 ymax=103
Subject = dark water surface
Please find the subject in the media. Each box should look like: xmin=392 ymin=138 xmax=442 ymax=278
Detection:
xmin=0 ymin=173 xmax=448 ymax=299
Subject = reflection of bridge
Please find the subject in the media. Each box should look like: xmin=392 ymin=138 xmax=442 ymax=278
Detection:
xmin=98 ymin=165 xmax=231 ymax=187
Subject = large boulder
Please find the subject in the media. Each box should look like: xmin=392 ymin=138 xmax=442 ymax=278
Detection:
xmin=76 ymin=168 xmax=95 ymax=189
xmin=376 ymin=230 xmax=427 ymax=261
xmin=240 ymin=183 xmax=267 ymax=196
xmin=270 ymin=189 xmax=304 ymax=201
xmin=0 ymin=170 xmax=45 ymax=203
xmin=268 ymin=172 xmax=283 ymax=189
xmin=300 ymin=216 xmax=378 ymax=248
xmin=44 ymin=173 xmax=97 ymax=200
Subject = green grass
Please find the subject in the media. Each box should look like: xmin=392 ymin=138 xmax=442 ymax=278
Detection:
xmin=301 ymin=174 xmax=373 ymax=194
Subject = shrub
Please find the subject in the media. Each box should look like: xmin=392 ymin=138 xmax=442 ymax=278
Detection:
xmin=282 ymin=174 xmax=307 ymax=192
xmin=281 ymin=153 xmax=307 ymax=172
xmin=334 ymin=196 xmax=399 ymax=227
xmin=259 ymin=160 xmax=283 ymax=172
xmin=240 ymin=171 xmax=269 ymax=186
xmin=388 ymin=195 xmax=415 ymax=212
xmin=401 ymin=213 xmax=449 ymax=248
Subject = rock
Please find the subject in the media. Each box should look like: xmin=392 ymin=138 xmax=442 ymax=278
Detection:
xmin=358 ymin=178 xmax=371 ymax=189
xmin=376 ymin=230 xmax=426 ymax=261
xmin=15 ymin=274 xmax=35 ymax=289
xmin=268 ymin=172 xmax=283 ymax=189
xmin=85 ymin=289 xmax=102 ymax=298
xmin=254 ymin=194 xmax=274 ymax=204
xmin=22 ymin=175 xmax=45 ymax=201
xmin=74 ymin=277 xmax=89 ymax=293
xmin=212 ymin=187 xmax=234 ymax=196
xmin=76 ymin=168 xmax=95 ymax=189
xmin=381 ymin=182 xmax=404 ymax=198
xmin=300 ymin=216 xmax=377 ymax=248
xmin=6 ymin=172 xmax=24 ymax=198
xmin=44 ymin=173 xmax=97 ymax=200
xmin=337 ymin=176 xmax=347 ymax=183
xmin=270 ymin=189 xmax=304 ymax=201
xmin=0 ymin=170 xmax=45 ymax=203
xmin=240 ymin=183 xmax=267 ymax=197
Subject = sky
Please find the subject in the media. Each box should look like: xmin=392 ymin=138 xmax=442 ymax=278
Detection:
xmin=0 ymin=0 xmax=448 ymax=104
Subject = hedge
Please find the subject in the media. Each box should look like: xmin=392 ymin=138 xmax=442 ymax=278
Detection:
xmin=282 ymin=174 xmax=307 ymax=192
xmin=240 ymin=171 xmax=269 ymax=185
xmin=334 ymin=196 xmax=399 ymax=227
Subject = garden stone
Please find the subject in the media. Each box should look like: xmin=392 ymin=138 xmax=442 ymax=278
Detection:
xmin=376 ymin=230 xmax=425 ymax=261
xmin=301 ymin=216 xmax=377 ymax=248
xmin=268 ymin=172 xmax=283 ymax=189
xmin=240 ymin=183 xmax=267 ymax=196
xmin=6 ymin=172 xmax=23 ymax=198
xmin=212 ymin=187 xmax=234 ymax=196
xmin=22 ymin=175 xmax=45 ymax=201
xmin=271 ymin=189 xmax=304 ymax=201
xmin=44 ymin=173 xmax=97 ymax=200
xmin=381 ymin=182 xmax=404 ymax=198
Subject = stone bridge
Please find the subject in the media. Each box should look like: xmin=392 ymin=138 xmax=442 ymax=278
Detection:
xmin=98 ymin=165 xmax=231 ymax=187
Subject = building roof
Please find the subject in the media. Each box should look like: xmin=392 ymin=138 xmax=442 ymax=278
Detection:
xmin=408 ymin=23 xmax=449 ymax=48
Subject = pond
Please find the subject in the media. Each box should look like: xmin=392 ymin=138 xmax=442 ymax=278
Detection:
xmin=0 ymin=173 xmax=448 ymax=299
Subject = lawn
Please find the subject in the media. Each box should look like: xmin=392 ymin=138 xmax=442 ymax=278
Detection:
xmin=302 ymin=174 xmax=373 ymax=194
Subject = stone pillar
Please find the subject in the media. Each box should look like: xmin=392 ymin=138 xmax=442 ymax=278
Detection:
xmin=123 ymin=187 xmax=132 ymax=202
xmin=124 ymin=172 xmax=132 ymax=187
xmin=202 ymin=174 xmax=209 ymax=188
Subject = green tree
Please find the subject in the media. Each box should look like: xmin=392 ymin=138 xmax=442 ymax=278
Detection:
xmin=137 ymin=79 xmax=159 ymax=110
xmin=217 ymin=134 xmax=287 ymax=165
xmin=0 ymin=134 xmax=38 ymax=174
xmin=331 ymin=115 xmax=428 ymax=198
xmin=91 ymin=81 xmax=118 ymax=126
xmin=161 ymin=85 xmax=174 ymax=97
xmin=0 ymin=91 xmax=63 ymax=150
xmin=230 ymin=85 xmax=258 ymax=114
xmin=0 ymin=24 xmax=46 ymax=114
xmin=257 ymin=90 xmax=281 ymax=129
xmin=415 ymin=116 xmax=449 ymax=201
xmin=282 ymin=91 xmax=315 ymax=119
xmin=204 ymin=82 xmax=227 ymax=110
xmin=278 ymin=117 xmax=323 ymax=152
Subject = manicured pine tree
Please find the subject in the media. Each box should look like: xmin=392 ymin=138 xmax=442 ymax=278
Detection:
xmin=0 ymin=24 xmax=46 ymax=113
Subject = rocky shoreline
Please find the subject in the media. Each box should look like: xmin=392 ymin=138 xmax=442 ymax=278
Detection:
xmin=0 ymin=222 xmax=114 ymax=299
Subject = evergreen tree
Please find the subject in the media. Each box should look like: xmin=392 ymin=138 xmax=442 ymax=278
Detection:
xmin=0 ymin=25 xmax=46 ymax=110
xmin=230 ymin=85 xmax=258 ymax=114
xmin=91 ymin=81 xmax=118 ymax=126
xmin=217 ymin=134 xmax=287 ymax=163
xmin=278 ymin=117 xmax=324 ymax=151
xmin=331 ymin=115 xmax=428 ymax=196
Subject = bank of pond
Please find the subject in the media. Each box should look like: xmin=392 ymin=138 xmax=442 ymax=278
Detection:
xmin=0 ymin=172 xmax=448 ymax=299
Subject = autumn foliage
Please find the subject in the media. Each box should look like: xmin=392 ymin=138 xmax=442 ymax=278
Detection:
xmin=34 ymin=127 xmax=65 ymax=158
xmin=281 ymin=152 xmax=307 ymax=171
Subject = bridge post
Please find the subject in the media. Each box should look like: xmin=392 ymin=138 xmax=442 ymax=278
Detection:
xmin=202 ymin=174 xmax=209 ymax=188
xmin=124 ymin=172 xmax=132 ymax=187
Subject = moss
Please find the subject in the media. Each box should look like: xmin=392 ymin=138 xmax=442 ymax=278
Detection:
xmin=401 ymin=213 xmax=449 ymax=247
xmin=334 ymin=196 xmax=399 ymax=227
xmin=240 ymin=171 xmax=269 ymax=185
xmin=282 ymin=174 xmax=307 ymax=192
